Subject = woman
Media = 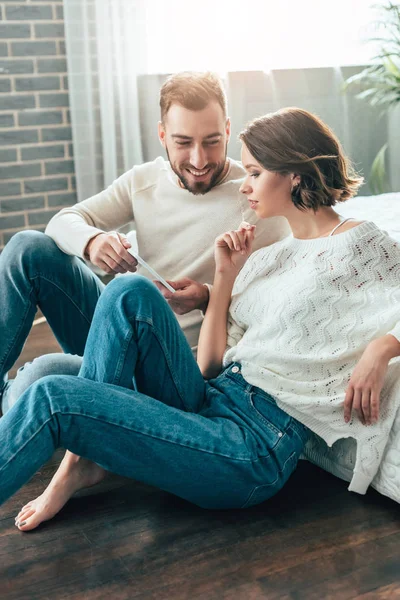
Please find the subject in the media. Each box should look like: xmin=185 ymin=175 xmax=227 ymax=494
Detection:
xmin=3 ymin=107 xmax=400 ymax=532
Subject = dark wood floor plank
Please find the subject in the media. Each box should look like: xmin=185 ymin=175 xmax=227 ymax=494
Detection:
xmin=1 ymin=322 xmax=400 ymax=599
xmin=10 ymin=319 xmax=61 ymax=378
xmin=355 ymin=583 xmax=400 ymax=599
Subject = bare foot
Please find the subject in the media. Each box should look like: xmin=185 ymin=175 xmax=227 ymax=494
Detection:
xmin=15 ymin=451 xmax=106 ymax=532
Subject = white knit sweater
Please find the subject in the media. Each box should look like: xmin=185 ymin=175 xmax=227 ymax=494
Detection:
xmin=223 ymin=221 xmax=400 ymax=494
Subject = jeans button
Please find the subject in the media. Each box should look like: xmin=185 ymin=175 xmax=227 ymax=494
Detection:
xmin=231 ymin=366 xmax=240 ymax=374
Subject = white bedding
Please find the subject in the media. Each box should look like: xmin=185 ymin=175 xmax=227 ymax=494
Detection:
xmin=336 ymin=191 xmax=400 ymax=243
xmin=303 ymin=192 xmax=400 ymax=503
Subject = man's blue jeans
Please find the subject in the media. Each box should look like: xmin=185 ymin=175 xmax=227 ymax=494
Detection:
xmin=0 ymin=230 xmax=104 ymax=400
xmin=0 ymin=276 xmax=309 ymax=510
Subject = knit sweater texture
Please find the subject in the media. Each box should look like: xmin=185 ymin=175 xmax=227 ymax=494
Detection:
xmin=45 ymin=156 xmax=290 ymax=349
xmin=223 ymin=221 xmax=400 ymax=494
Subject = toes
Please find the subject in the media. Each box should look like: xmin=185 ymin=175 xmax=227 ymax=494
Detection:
xmin=15 ymin=503 xmax=34 ymax=520
xmin=16 ymin=508 xmax=35 ymax=525
xmin=15 ymin=502 xmax=33 ymax=520
xmin=16 ymin=513 xmax=42 ymax=532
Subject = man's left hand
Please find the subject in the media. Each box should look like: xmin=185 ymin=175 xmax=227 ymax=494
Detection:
xmin=154 ymin=277 xmax=209 ymax=315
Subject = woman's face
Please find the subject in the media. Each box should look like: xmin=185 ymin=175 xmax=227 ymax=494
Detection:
xmin=239 ymin=144 xmax=297 ymax=219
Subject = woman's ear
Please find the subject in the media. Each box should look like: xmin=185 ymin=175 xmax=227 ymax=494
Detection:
xmin=291 ymin=173 xmax=301 ymax=186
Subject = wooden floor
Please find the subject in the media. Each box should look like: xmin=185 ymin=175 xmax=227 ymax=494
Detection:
xmin=1 ymin=322 xmax=400 ymax=599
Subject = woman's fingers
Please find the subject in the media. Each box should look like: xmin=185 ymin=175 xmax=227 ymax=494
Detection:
xmin=345 ymin=385 xmax=380 ymax=426
xmin=229 ymin=231 xmax=243 ymax=252
xmin=344 ymin=386 xmax=353 ymax=423
xmin=223 ymin=231 xmax=247 ymax=253
xmin=221 ymin=233 xmax=235 ymax=251
xmin=216 ymin=224 xmax=256 ymax=255
xmin=361 ymin=389 xmax=371 ymax=425
xmin=345 ymin=387 xmax=365 ymax=424
xmin=370 ymin=389 xmax=380 ymax=423
xmin=237 ymin=223 xmax=256 ymax=252
xmin=245 ymin=228 xmax=255 ymax=252
xmin=353 ymin=389 xmax=365 ymax=425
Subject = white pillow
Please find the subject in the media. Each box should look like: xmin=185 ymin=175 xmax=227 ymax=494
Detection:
xmin=337 ymin=192 xmax=400 ymax=243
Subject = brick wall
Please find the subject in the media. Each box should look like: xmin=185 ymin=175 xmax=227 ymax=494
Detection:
xmin=0 ymin=0 xmax=75 ymax=251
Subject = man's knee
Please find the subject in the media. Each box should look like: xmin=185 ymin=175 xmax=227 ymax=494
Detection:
xmin=2 ymin=230 xmax=59 ymax=266
xmin=5 ymin=354 xmax=83 ymax=413
xmin=16 ymin=353 xmax=82 ymax=386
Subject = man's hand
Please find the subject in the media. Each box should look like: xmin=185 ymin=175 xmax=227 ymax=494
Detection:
xmin=85 ymin=232 xmax=138 ymax=274
xmin=154 ymin=277 xmax=209 ymax=315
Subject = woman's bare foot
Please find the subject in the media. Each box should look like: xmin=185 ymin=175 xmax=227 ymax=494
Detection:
xmin=15 ymin=451 xmax=106 ymax=532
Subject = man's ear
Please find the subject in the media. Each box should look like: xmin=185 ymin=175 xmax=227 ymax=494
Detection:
xmin=225 ymin=117 xmax=231 ymax=143
xmin=158 ymin=121 xmax=166 ymax=148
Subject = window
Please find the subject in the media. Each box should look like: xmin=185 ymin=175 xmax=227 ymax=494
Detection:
xmin=145 ymin=0 xmax=380 ymax=73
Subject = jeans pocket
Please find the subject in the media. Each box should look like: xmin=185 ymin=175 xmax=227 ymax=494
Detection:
xmin=241 ymin=451 xmax=298 ymax=508
xmin=247 ymin=390 xmax=292 ymax=443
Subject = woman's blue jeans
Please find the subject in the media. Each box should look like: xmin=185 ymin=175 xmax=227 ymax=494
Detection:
xmin=0 ymin=276 xmax=309 ymax=510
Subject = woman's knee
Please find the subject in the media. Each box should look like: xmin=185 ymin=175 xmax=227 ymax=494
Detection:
xmin=102 ymin=275 xmax=162 ymax=311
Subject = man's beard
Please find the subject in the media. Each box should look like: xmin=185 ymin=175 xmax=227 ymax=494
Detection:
xmin=166 ymin=145 xmax=228 ymax=195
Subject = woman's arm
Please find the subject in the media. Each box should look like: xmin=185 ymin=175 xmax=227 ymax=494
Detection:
xmin=197 ymin=223 xmax=256 ymax=379
xmin=373 ymin=334 xmax=400 ymax=361
xmin=344 ymin=334 xmax=400 ymax=426
xmin=197 ymin=272 xmax=236 ymax=379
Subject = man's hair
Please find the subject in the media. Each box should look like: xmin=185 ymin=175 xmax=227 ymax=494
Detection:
xmin=160 ymin=71 xmax=227 ymax=123
xmin=239 ymin=107 xmax=364 ymax=210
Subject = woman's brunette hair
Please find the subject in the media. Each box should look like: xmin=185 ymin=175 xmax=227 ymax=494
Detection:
xmin=239 ymin=107 xmax=364 ymax=210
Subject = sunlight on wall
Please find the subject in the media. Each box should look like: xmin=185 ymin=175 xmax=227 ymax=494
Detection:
xmin=145 ymin=0 xmax=380 ymax=73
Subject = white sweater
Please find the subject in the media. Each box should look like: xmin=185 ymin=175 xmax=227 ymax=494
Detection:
xmin=224 ymin=221 xmax=400 ymax=494
xmin=45 ymin=156 xmax=290 ymax=349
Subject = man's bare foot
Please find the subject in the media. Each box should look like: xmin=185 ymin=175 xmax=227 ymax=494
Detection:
xmin=15 ymin=451 xmax=106 ymax=532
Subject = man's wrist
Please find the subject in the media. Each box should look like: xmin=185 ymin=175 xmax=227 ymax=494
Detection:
xmin=200 ymin=283 xmax=210 ymax=314
xmin=84 ymin=232 xmax=103 ymax=259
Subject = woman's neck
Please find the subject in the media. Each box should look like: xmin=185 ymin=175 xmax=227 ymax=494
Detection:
xmin=287 ymin=207 xmax=342 ymax=239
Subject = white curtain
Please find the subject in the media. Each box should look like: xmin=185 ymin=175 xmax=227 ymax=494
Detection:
xmin=64 ymin=0 xmax=400 ymax=200
xmin=64 ymin=0 xmax=148 ymax=201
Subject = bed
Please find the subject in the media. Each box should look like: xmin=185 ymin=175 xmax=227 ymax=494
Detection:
xmin=337 ymin=191 xmax=400 ymax=243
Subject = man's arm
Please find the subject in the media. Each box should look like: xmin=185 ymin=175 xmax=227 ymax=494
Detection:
xmin=45 ymin=168 xmax=135 ymax=258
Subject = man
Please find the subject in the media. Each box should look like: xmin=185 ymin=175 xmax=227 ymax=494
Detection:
xmin=0 ymin=71 xmax=289 ymax=414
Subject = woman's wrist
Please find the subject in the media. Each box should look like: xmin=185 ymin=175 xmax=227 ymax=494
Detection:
xmin=213 ymin=269 xmax=237 ymax=286
xmin=367 ymin=334 xmax=400 ymax=362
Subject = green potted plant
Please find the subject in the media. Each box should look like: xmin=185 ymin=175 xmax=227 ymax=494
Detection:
xmin=344 ymin=2 xmax=400 ymax=193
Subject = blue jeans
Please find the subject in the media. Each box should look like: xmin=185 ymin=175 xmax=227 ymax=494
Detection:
xmin=0 ymin=276 xmax=309 ymax=510
xmin=1 ymin=354 xmax=83 ymax=414
xmin=0 ymin=230 xmax=104 ymax=398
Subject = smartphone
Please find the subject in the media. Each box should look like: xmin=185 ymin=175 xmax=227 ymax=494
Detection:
xmin=125 ymin=233 xmax=175 ymax=294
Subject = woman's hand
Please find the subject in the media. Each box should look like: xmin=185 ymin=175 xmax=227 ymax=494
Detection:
xmin=344 ymin=339 xmax=394 ymax=425
xmin=214 ymin=222 xmax=256 ymax=275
